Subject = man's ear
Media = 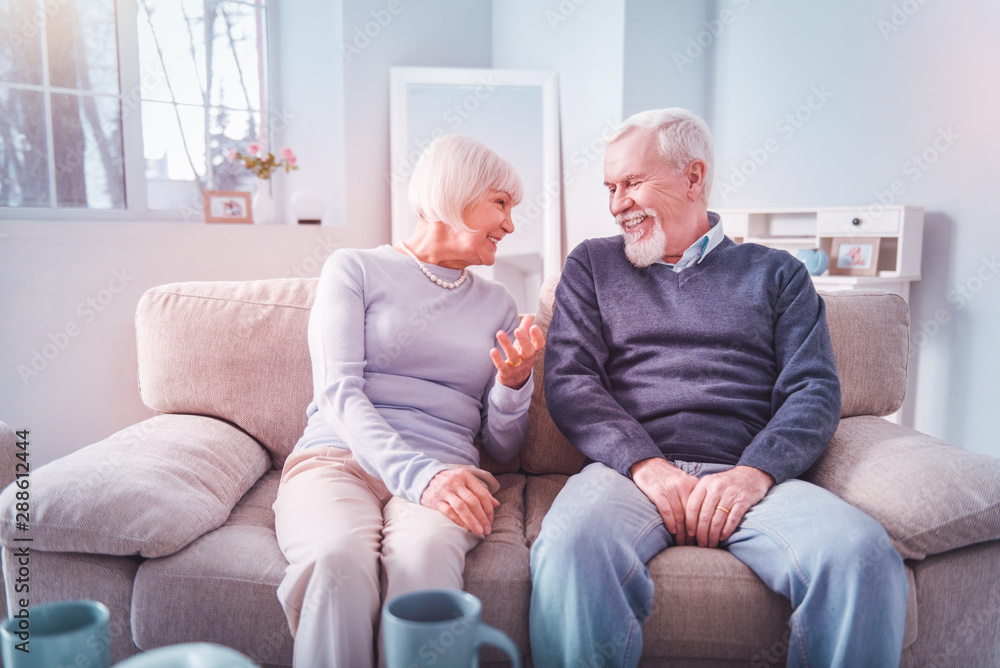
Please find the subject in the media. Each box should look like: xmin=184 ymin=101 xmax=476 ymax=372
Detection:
xmin=686 ymin=160 xmax=707 ymax=201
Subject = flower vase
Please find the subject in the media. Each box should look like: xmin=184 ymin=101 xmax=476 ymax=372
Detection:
xmin=252 ymin=181 xmax=275 ymax=225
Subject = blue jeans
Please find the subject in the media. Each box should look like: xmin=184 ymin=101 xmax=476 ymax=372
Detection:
xmin=529 ymin=461 xmax=908 ymax=668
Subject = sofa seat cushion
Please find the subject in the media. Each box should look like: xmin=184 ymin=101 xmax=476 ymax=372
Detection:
xmin=0 ymin=415 xmax=269 ymax=558
xmin=131 ymin=470 xmax=293 ymax=666
xmin=524 ymin=472 xmax=920 ymax=661
xmin=804 ymin=416 xmax=1000 ymax=560
xmin=464 ymin=474 xmax=530 ymax=661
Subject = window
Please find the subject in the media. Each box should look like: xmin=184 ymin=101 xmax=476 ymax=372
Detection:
xmin=0 ymin=0 xmax=271 ymax=219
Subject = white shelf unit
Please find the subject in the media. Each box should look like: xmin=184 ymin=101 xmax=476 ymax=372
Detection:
xmin=718 ymin=206 xmax=924 ymax=304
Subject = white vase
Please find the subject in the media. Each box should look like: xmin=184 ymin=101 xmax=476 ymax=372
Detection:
xmin=252 ymin=181 xmax=275 ymax=225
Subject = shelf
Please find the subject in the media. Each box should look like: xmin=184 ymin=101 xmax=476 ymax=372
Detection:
xmin=742 ymin=236 xmax=817 ymax=245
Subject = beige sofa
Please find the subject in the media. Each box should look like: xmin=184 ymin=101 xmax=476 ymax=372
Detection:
xmin=2 ymin=276 xmax=999 ymax=667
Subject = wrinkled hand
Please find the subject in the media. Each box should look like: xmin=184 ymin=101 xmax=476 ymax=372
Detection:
xmin=685 ymin=466 xmax=773 ymax=548
xmin=629 ymin=458 xmax=699 ymax=546
xmin=489 ymin=314 xmax=545 ymax=390
xmin=420 ymin=468 xmax=500 ymax=536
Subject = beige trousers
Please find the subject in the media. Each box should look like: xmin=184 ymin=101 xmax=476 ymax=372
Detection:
xmin=272 ymin=447 xmax=489 ymax=668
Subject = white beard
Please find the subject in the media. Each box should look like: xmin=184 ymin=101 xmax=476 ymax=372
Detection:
xmin=619 ymin=210 xmax=667 ymax=268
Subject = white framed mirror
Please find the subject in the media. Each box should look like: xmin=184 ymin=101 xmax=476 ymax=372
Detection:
xmin=389 ymin=67 xmax=562 ymax=313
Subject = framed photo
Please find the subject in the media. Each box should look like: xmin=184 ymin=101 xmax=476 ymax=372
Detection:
xmin=203 ymin=191 xmax=252 ymax=223
xmin=830 ymin=237 xmax=881 ymax=276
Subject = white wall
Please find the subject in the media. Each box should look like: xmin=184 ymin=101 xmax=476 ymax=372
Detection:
xmin=705 ymin=0 xmax=1000 ymax=456
xmin=0 ymin=221 xmax=348 ymax=466
xmin=272 ymin=0 xmax=346 ymax=227
xmin=492 ymin=0 xmax=626 ymax=252
xmin=342 ymin=0 xmax=494 ymax=249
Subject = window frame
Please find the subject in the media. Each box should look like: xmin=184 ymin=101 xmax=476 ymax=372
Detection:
xmin=0 ymin=0 xmax=277 ymax=223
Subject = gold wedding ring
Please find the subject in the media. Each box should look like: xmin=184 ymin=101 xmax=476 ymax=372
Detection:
xmin=509 ymin=356 xmax=523 ymax=367
xmin=716 ymin=505 xmax=731 ymax=514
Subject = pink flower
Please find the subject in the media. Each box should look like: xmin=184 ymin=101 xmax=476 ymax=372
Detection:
xmin=247 ymin=142 xmax=261 ymax=155
xmin=226 ymin=148 xmax=237 ymax=163
xmin=280 ymin=147 xmax=295 ymax=161
xmin=288 ymin=155 xmax=297 ymax=166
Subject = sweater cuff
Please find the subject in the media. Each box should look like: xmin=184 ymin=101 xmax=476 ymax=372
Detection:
xmin=405 ymin=460 xmax=450 ymax=506
xmin=489 ymin=370 xmax=534 ymax=415
xmin=606 ymin=437 xmax=664 ymax=478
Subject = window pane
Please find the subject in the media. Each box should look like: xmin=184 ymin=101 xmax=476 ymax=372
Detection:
xmin=143 ymin=99 xmax=205 ymax=209
xmin=209 ymin=106 xmax=258 ymax=191
xmin=52 ymin=93 xmax=125 ymax=209
xmin=209 ymin=2 xmax=265 ymax=111
xmin=0 ymin=85 xmax=49 ymax=207
xmin=47 ymin=0 xmax=120 ymax=94
xmin=0 ymin=0 xmax=43 ymax=85
xmin=137 ymin=0 xmax=207 ymax=106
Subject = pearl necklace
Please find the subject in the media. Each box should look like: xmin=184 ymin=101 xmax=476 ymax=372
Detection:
xmin=400 ymin=242 xmax=468 ymax=290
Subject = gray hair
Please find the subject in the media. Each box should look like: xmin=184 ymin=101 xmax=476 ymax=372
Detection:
xmin=408 ymin=134 xmax=523 ymax=231
xmin=606 ymin=108 xmax=714 ymax=203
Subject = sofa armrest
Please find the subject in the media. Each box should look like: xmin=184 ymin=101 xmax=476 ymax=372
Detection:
xmin=802 ymin=416 xmax=1000 ymax=560
xmin=0 ymin=415 xmax=270 ymax=558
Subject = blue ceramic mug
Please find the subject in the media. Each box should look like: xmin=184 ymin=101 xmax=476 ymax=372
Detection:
xmin=0 ymin=599 xmax=111 ymax=668
xmin=795 ymin=248 xmax=829 ymax=276
xmin=382 ymin=590 xmax=521 ymax=668
xmin=112 ymin=642 xmax=260 ymax=667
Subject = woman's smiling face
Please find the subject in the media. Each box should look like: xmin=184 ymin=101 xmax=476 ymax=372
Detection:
xmin=456 ymin=189 xmax=515 ymax=266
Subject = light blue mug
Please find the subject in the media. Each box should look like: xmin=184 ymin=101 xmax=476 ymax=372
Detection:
xmin=382 ymin=590 xmax=521 ymax=668
xmin=795 ymin=248 xmax=830 ymax=276
xmin=0 ymin=599 xmax=111 ymax=668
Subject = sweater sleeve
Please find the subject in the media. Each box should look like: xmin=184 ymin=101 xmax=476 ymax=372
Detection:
xmin=309 ymin=251 xmax=447 ymax=503
xmin=737 ymin=262 xmax=842 ymax=483
xmin=479 ymin=311 xmax=533 ymax=463
xmin=544 ymin=245 xmax=664 ymax=476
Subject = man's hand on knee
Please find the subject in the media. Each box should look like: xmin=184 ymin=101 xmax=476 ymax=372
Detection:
xmin=685 ymin=466 xmax=774 ymax=548
xmin=629 ymin=458 xmax=699 ymax=546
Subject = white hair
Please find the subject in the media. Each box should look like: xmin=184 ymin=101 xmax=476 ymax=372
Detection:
xmin=408 ymin=134 xmax=523 ymax=232
xmin=606 ymin=108 xmax=714 ymax=203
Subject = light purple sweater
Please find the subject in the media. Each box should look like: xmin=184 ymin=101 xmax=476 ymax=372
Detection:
xmin=294 ymin=245 xmax=533 ymax=503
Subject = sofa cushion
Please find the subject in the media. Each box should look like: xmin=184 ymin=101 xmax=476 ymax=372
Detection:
xmin=463 ymin=474 xmax=530 ymax=662
xmin=131 ymin=471 xmax=294 ymax=665
xmin=819 ymin=289 xmax=909 ymax=418
xmin=804 ymin=416 xmax=1000 ymax=560
xmin=521 ymin=276 xmax=587 ymax=475
xmin=0 ymin=415 xmax=269 ymax=558
xmin=136 ymin=279 xmax=317 ymax=469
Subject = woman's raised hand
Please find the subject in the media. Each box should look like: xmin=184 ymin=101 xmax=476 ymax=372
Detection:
xmin=489 ymin=314 xmax=546 ymax=390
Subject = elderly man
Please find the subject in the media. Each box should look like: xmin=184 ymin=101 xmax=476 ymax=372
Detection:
xmin=530 ymin=109 xmax=908 ymax=667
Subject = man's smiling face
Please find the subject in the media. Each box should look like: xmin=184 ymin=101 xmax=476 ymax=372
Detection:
xmin=604 ymin=129 xmax=698 ymax=266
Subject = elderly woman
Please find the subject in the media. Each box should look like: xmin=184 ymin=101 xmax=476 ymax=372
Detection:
xmin=272 ymin=134 xmax=544 ymax=667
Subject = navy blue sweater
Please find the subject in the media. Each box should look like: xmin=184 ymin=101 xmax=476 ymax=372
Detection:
xmin=544 ymin=235 xmax=841 ymax=484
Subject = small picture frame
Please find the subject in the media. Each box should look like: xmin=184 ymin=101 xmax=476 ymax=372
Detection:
xmin=830 ymin=237 xmax=881 ymax=276
xmin=203 ymin=190 xmax=253 ymax=223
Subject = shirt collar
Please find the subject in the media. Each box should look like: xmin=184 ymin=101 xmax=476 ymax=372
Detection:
xmin=657 ymin=211 xmax=725 ymax=272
